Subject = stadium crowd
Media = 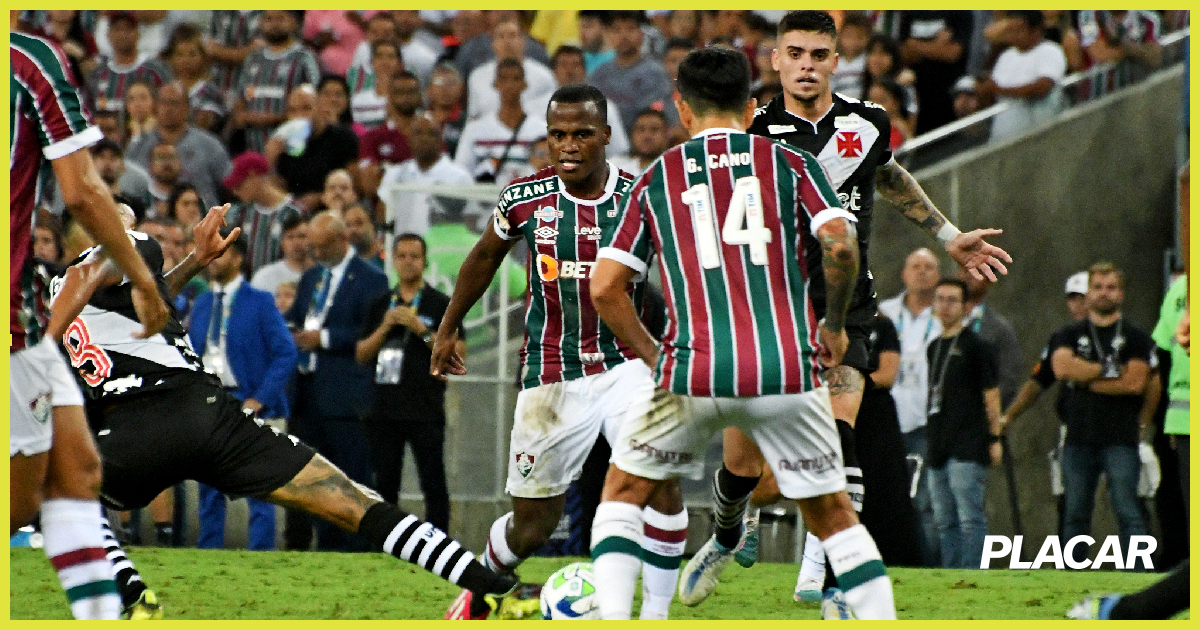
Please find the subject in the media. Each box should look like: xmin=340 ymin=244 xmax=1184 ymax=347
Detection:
xmin=13 ymin=9 xmax=1188 ymax=567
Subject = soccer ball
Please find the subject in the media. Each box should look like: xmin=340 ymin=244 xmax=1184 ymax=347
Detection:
xmin=539 ymin=562 xmax=600 ymax=620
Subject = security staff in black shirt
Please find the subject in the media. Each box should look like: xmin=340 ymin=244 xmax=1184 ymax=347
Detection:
xmin=357 ymin=233 xmax=464 ymax=532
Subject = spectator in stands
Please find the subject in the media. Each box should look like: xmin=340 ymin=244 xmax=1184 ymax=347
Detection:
xmin=251 ymin=214 xmax=312 ymax=298
xmin=700 ymin=10 xmax=744 ymax=46
xmin=232 ymin=10 xmax=321 ymax=154
xmin=163 ymin=24 xmax=225 ymax=133
xmin=832 ymin=12 xmax=874 ymax=97
xmin=391 ymin=11 xmax=439 ymax=87
xmin=356 ymin=233 xmax=462 ymax=532
xmin=1050 ymin=262 xmax=1156 ymax=569
xmin=316 ymin=75 xmax=367 ymax=137
xmin=863 ymin=34 xmax=920 ymax=134
xmin=88 ymin=11 xmax=173 ymax=114
xmin=139 ymin=215 xmax=188 ymax=271
xmin=426 ymin=65 xmax=467 ymax=157
xmin=466 ymin=18 xmax=555 ymax=121
xmin=357 ymin=71 xmax=421 ymax=205
xmin=34 ymin=10 xmax=98 ymax=82
xmin=749 ymin=36 xmax=778 ymax=93
xmin=925 ymin=278 xmax=1002 ymax=569
xmin=977 ymin=11 xmax=1068 ymax=141
xmin=985 ymin=11 xmax=1085 ymax=75
xmin=528 ymin=137 xmax=552 ymax=171
xmin=455 ymin=10 xmax=551 ymax=81
xmin=879 ymin=247 xmax=944 ymax=567
xmin=89 ymin=139 xmax=151 ymax=205
xmin=952 ymin=75 xmax=981 ymax=119
xmin=540 ymin=46 xmax=630 ymax=157
xmin=868 ymin=78 xmax=915 ymax=150
xmin=577 ymin=10 xmax=615 ymax=74
xmin=1078 ymin=10 xmax=1162 ymax=89
xmin=271 ymin=83 xmax=361 ymax=211
xmin=663 ymin=10 xmax=701 ymax=46
xmin=190 ymin=232 xmax=297 ymax=552
xmin=455 ymin=58 xmax=544 ymax=184
xmin=590 ymin=11 xmax=677 ymax=132
xmin=285 ymin=211 xmax=389 ymax=552
xmin=126 ymin=82 xmax=231 ymax=209
xmin=303 ymin=11 xmax=374 ymax=77
xmin=345 ymin=204 xmax=384 ymax=268
xmin=93 ymin=109 xmax=125 ymax=147
xmin=146 ymin=142 xmax=185 ymax=219
xmin=207 ymin=11 xmax=264 ymax=96
xmin=93 ymin=10 xmax=170 ymax=60
xmin=321 ymin=169 xmax=360 ymax=214
xmin=350 ymin=39 xmax=402 ymax=129
xmin=347 ymin=13 xmax=398 ymax=93
xmin=663 ymin=38 xmax=695 ymax=85
xmin=32 ymin=213 xmax=64 ymax=265
xmin=123 ymin=80 xmax=158 ymax=143
xmin=611 ymin=109 xmax=670 ymax=175
xmin=958 ymin=267 xmax=1024 ymax=407
xmin=274 ymin=281 xmax=298 ymax=315
xmin=379 ymin=113 xmax=474 ymax=236
xmin=899 ymin=10 xmax=973 ymax=134
xmin=223 ymin=151 xmax=305 ymax=275
xmin=166 ymin=183 xmax=205 ymax=231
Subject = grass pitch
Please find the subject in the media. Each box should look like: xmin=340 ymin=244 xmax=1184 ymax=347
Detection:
xmin=9 ymin=547 xmax=1176 ymax=620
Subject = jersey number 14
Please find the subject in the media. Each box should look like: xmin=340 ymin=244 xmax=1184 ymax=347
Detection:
xmin=681 ymin=176 xmax=772 ymax=269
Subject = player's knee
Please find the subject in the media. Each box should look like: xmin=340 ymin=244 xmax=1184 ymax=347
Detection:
xmin=796 ymin=491 xmax=858 ymax=539
xmin=46 ymin=449 xmax=102 ymax=500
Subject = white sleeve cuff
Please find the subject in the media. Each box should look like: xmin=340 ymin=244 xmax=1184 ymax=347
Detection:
xmin=492 ymin=219 xmax=521 ymax=241
xmin=809 ymin=208 xmax=858 ymax=237
xmin=597 ymin=247 xmax=649 ymax=278
xmin=42 ymin=125 xmax=102 ymax=161
xmin=320 ymin=329 xmax=330 ymax=349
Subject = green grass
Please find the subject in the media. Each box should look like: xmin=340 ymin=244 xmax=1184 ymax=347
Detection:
xmin=9 ymin=547 xmax=1178 ymax=620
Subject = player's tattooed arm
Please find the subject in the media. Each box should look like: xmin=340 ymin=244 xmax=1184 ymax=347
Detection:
xmin=824 ymin=365 xmax=865 ymax=396
xmin=817 ymin=218 xmax=859 ymax=333
xmin=875 ymin=160 xmax=950 ymax=237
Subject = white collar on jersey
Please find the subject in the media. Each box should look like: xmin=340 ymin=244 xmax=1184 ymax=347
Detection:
xmin=691 ymin=127 xmax=744 ymax=139
xmin=557 ymin=161 xmax=620 ymax=206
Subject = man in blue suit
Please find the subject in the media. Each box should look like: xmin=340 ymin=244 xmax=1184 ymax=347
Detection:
xmin=285 ymin=211 xmax=390 ymax=551
xmin=188 ymin=232 xmax=298 ymax=550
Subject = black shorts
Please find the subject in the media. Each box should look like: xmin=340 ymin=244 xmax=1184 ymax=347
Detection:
xmin=841 ymin=324 xmax=871 ymax=374
xmin=92 ymin=382 xmax=316 ymax=510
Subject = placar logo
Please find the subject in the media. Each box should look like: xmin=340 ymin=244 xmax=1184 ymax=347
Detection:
xmin=980 ymin=535 xmax=1156 ymax=570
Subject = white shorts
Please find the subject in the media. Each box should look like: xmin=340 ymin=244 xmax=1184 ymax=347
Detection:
xmin=10 ymin=339 xmax=84 ymax=457
xmin=506 ymin=359 xmax=653 ymax=498
xmin=612 ymin=386 xmax=846 ymax=500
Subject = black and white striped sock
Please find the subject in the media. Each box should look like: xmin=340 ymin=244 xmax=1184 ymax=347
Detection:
xmin=836 ymin=419 xmax=864 ymax=513
xmin=99 ymin=508 xmax=145 ymax=608
xmin=358 ymin=503 xmax=513 ymax=596
xmin=712 ymin=467 xmax=759 ymax=550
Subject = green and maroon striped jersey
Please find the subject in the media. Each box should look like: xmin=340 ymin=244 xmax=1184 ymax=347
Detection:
xmin=11 ymin=31 xmax=103 ymax=350
xmin=493 ymin=163 xmax=642 ymax=389
xmin=86 ymin=55 xmax=174 ymax=114
xmin=599 ymin=128 xmax=854 ymax=398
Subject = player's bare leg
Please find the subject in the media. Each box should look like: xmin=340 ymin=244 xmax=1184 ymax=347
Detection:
xmin=590 ymin=465 xmax=664 ymax=620
xmin=481 ymin=495 xmax=567 ymax=577
xmin=10 ymin=452 xmax=49 ymax=535
xmin=146 ymin=489 xmax=175 ymax=546
xmin=39 ymin=406 xmax=122 ymax=620
xmin=640 ymin=480 xmax=687 ymax=619
xmin=795 ymin=491 xmax=895 ymax=619
xmin=265 ymin=454 xmax=520 ymax=602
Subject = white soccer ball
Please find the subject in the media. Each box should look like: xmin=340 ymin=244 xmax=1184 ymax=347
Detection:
xmin=539 ymin=562 xmax=600 ymax=620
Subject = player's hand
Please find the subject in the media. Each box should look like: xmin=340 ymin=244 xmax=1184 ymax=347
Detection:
xmin=191 ymin=204 xmax=240 ymax=266
xmin=431 ymin=329 xmax=466 ymax=381
xmin=817 ymin=322 xmax=849 ymax=368
xmin=946 ymin=228 xmax=1012 ymax=282
xmin=990 ymin=440 xmax=1003 ymax=465
xmin=242 ymin=398 xmax=263 ymax=413
xmin=130 ymin=279 xmax=169 ymax=339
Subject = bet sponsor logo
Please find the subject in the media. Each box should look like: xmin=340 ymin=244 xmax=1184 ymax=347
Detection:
xmin=537 ymin=255 xmax=594 ymax=281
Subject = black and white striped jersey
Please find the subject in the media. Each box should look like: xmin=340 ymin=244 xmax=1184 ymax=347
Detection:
xmin=749 ymin=92 xmax=893 ymax=327
xmin=52 ymin=231 xmax=213 ymax=401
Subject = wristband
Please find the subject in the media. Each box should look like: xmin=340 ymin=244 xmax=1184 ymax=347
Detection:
xmin=936 ymin=223 xmax=962 ymax=246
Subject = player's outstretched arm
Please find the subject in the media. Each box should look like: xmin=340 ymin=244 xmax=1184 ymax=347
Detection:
xmin=163 ymin=205 xmax=240 ymax=298
xmin=816 ymin=217 xmax=859 ymax=367
xmin=53 ymin=149 xmax=168 ymax=338
xmin=875 ymin=160 xmax=1012 ymax=282
xmin=431 ymin=228 xmax=516 ymax=379
xmin=45 ymin=254 xmax=123 ymax=341
xmin=590 ymin=258 xmax=660 ymax=368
